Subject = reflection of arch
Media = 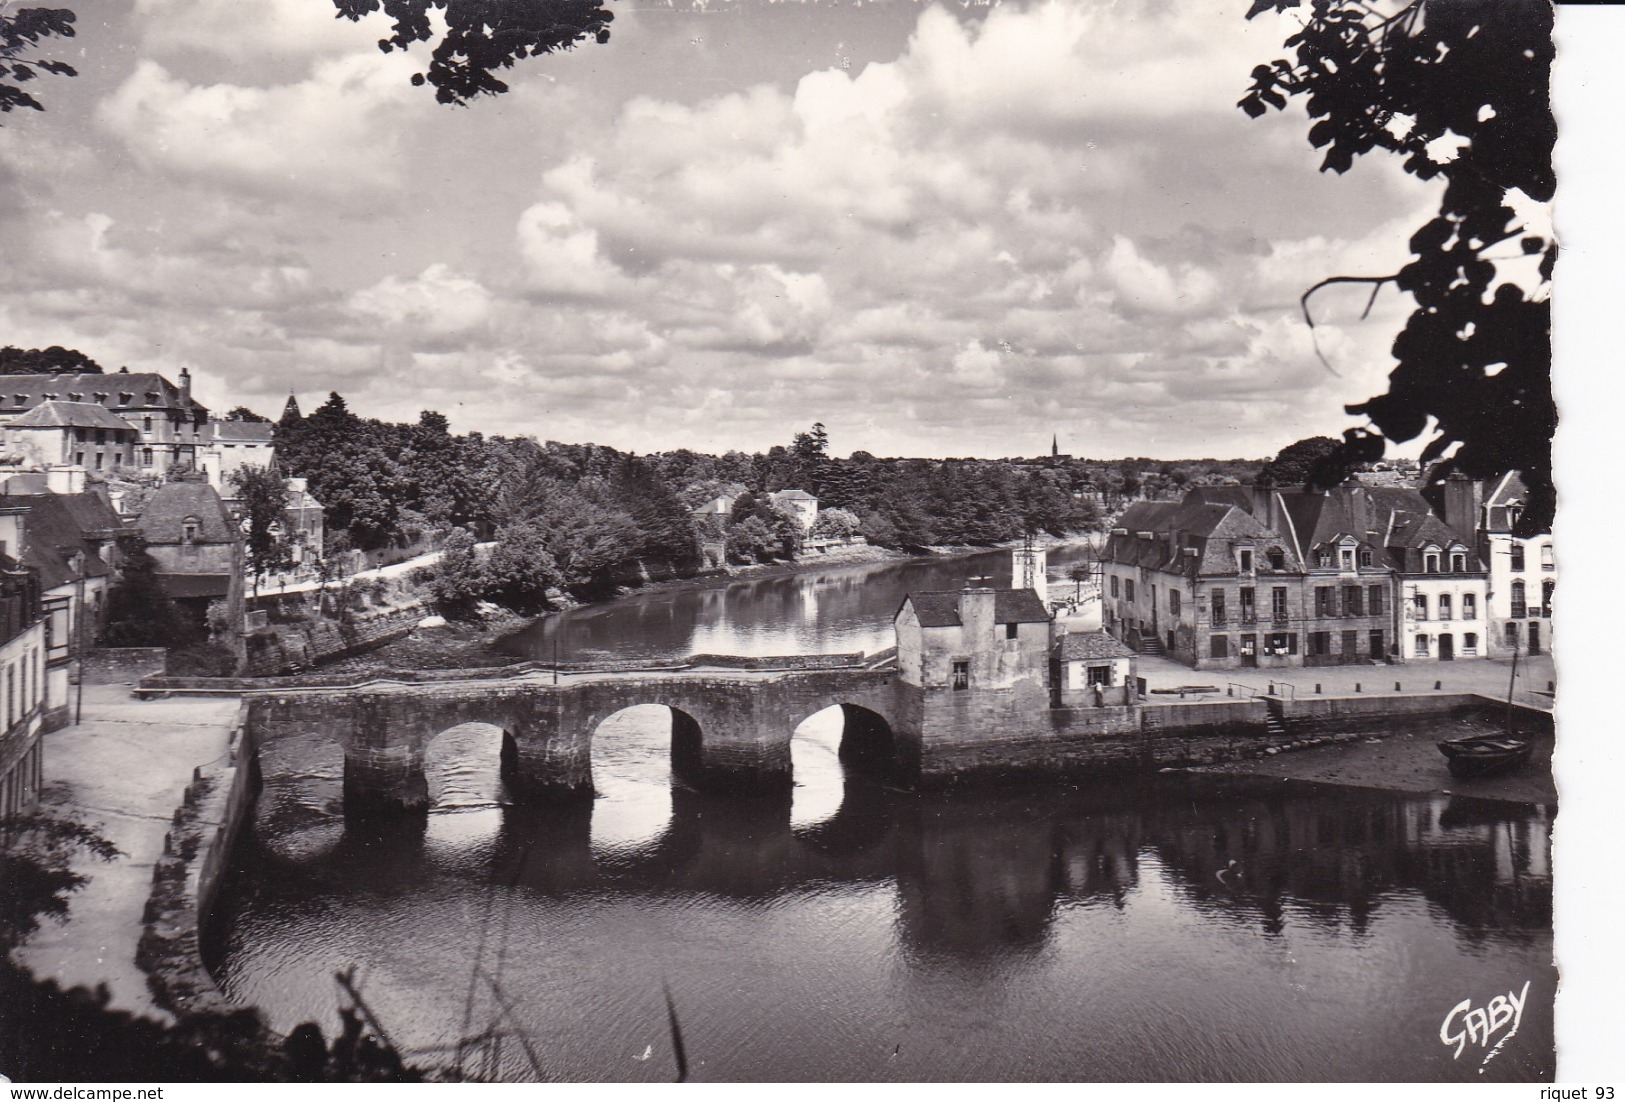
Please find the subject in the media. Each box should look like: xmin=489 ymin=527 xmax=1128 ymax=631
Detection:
xmin=790 ymin=702 xmax=898 ymax=831
xmin=587 ymin=704 xmax=701 ymax=859
xmin=423 ymin=722 xmax=511 ymax=809
xmin=833 ymin=703 xmax=897 ymax=778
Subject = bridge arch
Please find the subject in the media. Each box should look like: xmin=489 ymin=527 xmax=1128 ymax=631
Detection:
xmin=790 ymin=702 xmax=899 ymax=829
xmin=586 ymin=703 xmax=707 ymax=858
xmin=423 ymin=721 xmax=512 ymax=810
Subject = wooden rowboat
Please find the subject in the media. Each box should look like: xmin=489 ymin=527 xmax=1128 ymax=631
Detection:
xmin=1437 ymin=735 xmax=1533 ymax=779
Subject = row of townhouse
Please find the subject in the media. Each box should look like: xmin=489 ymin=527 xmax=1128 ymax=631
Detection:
xmin=1099 ymin=482 xmax=1523 ymax=670
xmin=1438 ymin=472 xmax=1555 ymax=661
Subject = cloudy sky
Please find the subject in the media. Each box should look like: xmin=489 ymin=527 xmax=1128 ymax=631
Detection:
xmin=0 ymin=0 xmax=1448 ymax=459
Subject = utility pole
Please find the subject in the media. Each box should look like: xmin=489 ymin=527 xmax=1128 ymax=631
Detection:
xmin=72 ymin=550 xmax=86 ymax=725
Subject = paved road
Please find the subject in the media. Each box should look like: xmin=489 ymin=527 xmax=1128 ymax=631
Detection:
xmin=15 ymin=685 xmax=242 ymax=1020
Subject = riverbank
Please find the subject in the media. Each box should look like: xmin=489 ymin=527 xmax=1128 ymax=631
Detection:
xmin=1183 ymin=716 xmax=1556 ymax=804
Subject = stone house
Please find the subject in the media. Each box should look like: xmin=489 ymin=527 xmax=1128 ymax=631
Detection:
xmin=0 ymin=368 xmax=210 ymax=474
xmin=198 ymin=418 xmax=276 ymax=489
xmin=1381 ymin=499 xmax=1489 ymax=662
xmin=1 ymin=400 xmax=140 ymax=472
xmin=0 ymin=509 xmax=47 ymax=817
xmin=135 ymin=479 xmax=245 ymax=636
xmin=1101 ymin=494 xmax=1303 ymax=669
xmin=1438 ymin=471 xmax=1553 ymax=657
xmin=1273 ymin=485 xmax=1403 ymax=665
xmin=896 ymin=587 xmax=1052 ymax=695
xmin=1051 ymin=630 xmax=1137 ymax=707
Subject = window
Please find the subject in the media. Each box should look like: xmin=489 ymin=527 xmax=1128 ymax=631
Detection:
xmin=1369 ymin=585 xmax=1385 ymax=615
xmin=1510 ymin=580 xmax=1527 ymax=619
xmin=1424 ymin=553 xmax=1440 ymax=573
xmin=1369 ymin=630 xmax=1385 ymax=658
xmin=1415 ymin=634 xmax=1430 ymax=657
xmin=1240 ymin=586 xmax=1255 ymax=622
xmin=1359 ymin=549 xmax=1373 ymax=567
xmin=1542 ymin=580 xmax=1554 ymax=616
xmin=1316 ymin=587 xmax=1334 ymax=617
xmin=1267 ymin=549 xmax=1285 ymax=571
xmin=140 ymin=448 xmax=153 ymax=467
xmin=182 ymin=516 xmax=199 ymax=544
xmin=1438 ymin=594 xmax=1452 ymax=620
xmin=1463 ymin=633 xmax=1479 ymax=656
xmin=1264 ymin=632 xmax=1296 ymax=655
xmin=1451 ymin=552 xmax=1466 ymax=572
xmin=142 ymin=415 xmax=153 ymax=433
xmin=1239 ymin=549 xmax=1254 ymax=574
xmin=1086 ymin=665 xmax=1112 ymax=686
xmin=1170 ymin=589 xmax=1181 ymax=617
xmin=1005 ymin=622 xmax=1019 ymax=641
xmin=1271 ymin=587 xmax=1288 ymax=622
xmin=1309 ymin=631 xmax=1331 ymax=657
xmin=951 ymin=660 xmax=969 ymax=691
xmin=1110 ymin=575 xmax=1119 ymax=598
xmin=1510 ymin=545 xmax=1525 ymax=571
xmin=1316 ymin=551 xmax=1331 ymax=568
xmin=1211 ymin=635 xmax=1229 ymax=659
xmin=1414 ymin=593 xmax=1428 ymax=620
xmin=1541 ymin=544 xmax=1554 ymax=570
xmin=95 ymin=428 xmax=106 ymax=445
xmin=1149 ymin=584 xmax=1156 ymax=611
xmin=1343 ymin=586 xmax=1363 ymax=617
xmin=1463 ymin=593 xmax=1477 ymax=620
xmin=1505 ymin=621 xmax=1520 ymax=648
xmin=1340 ymin=547 xmax=1355 ymax=570
xmin=1125 ymin=579 xmax=1135 ymax=603
xmin=1211 ymin=590 xmax=1226 ymax=626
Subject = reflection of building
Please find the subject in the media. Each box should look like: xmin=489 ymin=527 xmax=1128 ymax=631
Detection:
xmin=0 ymin=507 xmax=47 ymax=817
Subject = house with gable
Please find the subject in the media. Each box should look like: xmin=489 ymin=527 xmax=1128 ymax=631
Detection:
xmin=0 ymin=368 xmax=209 ymax=473
xmin=135 ymin=478 xmax=245 ymax=638
xmin=1436 ymin=470 xmax=1553 ymax=658
xmin=1 ymin=400 xmax=140 ymax=472
xmin=769 ymin=488 xmax=818 ymax=532
xmin=1101 ymin=494 xmax=1305 ymax=669
xmin=1370 ymin=488 xmax=1490 ymax=662
xmin=1273 ymin=484 xmax=1401 ymax=665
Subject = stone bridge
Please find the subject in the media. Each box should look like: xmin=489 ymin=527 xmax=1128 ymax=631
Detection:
xmin=243 ymin=665 xmax=905 ymax=814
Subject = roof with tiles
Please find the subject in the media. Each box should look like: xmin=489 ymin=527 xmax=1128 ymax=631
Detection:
xmin=206 ymin=419 xmax=275 ymax=443
xmin=10 ymin=400 xmax=141 ymax=432
xmin=1483 ymin=471 xmax=1535 ymax=534
xmin=136 ymin=480 xmax=238 ymax=546
xmin=1 ymin=492 xmax=117 ymax=589
xmin=1057 ymin=631 xmax=1137 ymax=661
xmin=902 ymin=588 xmax=1051 ymax=628
xmin=1105 ymin=496 xmax=1296 ymax=576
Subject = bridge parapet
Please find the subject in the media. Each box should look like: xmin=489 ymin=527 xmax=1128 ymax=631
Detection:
xmin=243 ymin=665 xmax=902 ymax=815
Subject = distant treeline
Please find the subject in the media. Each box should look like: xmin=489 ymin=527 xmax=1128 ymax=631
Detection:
xmin=272 ymin=395 xmax=1261 ymax=607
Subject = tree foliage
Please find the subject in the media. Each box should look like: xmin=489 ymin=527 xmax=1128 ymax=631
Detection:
xmin=332 ymin=0 xmax=613 ymax=105
xmin=1241 ymin=0 xmax=1556 ymax=534
xmin=231 ymin=465 xmax=294 ymax=578
xmin=0 ymin=7 xmax=76 ymax=117
xmin=1257 ymin=436 xmax=1341 ymax=487
xmin=0 ymin=344 xmax=102 ymax=375
xmin=100 ymin=535 xmax=196 ymax=648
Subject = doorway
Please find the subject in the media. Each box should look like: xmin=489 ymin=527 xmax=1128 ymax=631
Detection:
xmin=1438 ymin=634 xmax=1454 ymax=661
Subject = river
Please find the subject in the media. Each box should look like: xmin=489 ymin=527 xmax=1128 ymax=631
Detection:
xmin=208 ymin=545 xmax=1556 ymax=1082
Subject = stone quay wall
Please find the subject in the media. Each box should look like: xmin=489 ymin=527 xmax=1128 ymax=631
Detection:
xmin=243 ymin=601 xmax=428 ymax=676
xmin=137 ymin=704 xmax=258 ymax=1019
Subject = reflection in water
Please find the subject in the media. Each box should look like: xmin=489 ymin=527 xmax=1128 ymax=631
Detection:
xmin=503 ymin=544 xmax=1101 ymax=663
xmin=789 ymin=707 xmax=845 ymax=830
xmin=213 ymin=715 xmax=1555 ymax=1083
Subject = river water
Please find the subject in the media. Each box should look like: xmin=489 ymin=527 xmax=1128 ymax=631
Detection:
xmin=209 ymin=547 xmax=1556 ymax=1082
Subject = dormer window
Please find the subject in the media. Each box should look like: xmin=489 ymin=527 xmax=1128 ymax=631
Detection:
xmin=68 ymin=392 xmax=81 ymax=401
xmin=1238 ymin=549 xmax=1254 ymax=574
xmin=1267 ymin=549 xmax=1285 ymax=571
xmin=1316 ymin=550 xmax=1330 ymax=567
xmin=93 ymin=392 xmax=108 ymax=403
xmin=1508 ymin=505 xmax=1523 ymax=528
xmin=118 ymin=392 xmax=133 ymax=405
xmin=1340 ymin=548 xmax=1355 ymax=570
xmin=182 ymin=516 xmax=200 ymax=544
xmin=146 ymin=391 xmax=160 ymax=403
xmin=1424 ymin=553 xmax=1440 ymax=573
xmin=11 ymin=395 xmax=24 ymax=405
xmin=1450 ymin=552 xmax=1467 ymax=572
xmin=1359 ymin=549 xmax=1373 ymax=567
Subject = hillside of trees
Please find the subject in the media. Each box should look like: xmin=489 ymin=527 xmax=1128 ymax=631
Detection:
xmin=271 ymin=395 xmax=1263 ymax=613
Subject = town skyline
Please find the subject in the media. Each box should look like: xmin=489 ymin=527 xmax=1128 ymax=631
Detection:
xmin=0 ymin=0 xmax=1441 ymax=461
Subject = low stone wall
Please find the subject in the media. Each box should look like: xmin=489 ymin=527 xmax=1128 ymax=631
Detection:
xmin=688 ymin=652 xmax=868 ymax=671
xmin=137 ymin=705 xmax=257 ymax=1020
xmin=1142 ymin=698 xmax=1269 ymax=734
xmin=83 ymin=647 xmax=168 ymax=685
xmin=243 ymin=601 xmax=428 ymax=675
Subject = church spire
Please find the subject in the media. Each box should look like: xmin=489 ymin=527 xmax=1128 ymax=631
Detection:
xmin=1051 ymin=433 xmax=1059 ymax=458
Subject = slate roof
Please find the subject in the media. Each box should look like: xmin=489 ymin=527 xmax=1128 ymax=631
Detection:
xmin=1 ymin=492 xmax=118 ymax=589
xmin=1483 ymin=471 xmax=1531 ymax=534
xmin=1271 ymin=484 xmax=1483 ymax=572
xmin=1057 ymin=631 xmax=1136 ymax=661
xmin=1104 ymin=496 xmax=1295 ymax=576
xmin=136 ymin=481 xmax=237 ymax=545
xmin=206 ymin=419 xmax=275 ymax=443
xmin=10 ymin=400 xmax=140 ymax=432
xmin=903 ymin=588 xmax=1051 ymax=627
xmin=771 ymin=489 xmax=817 ymax=501
xmin=0 ymin=372 xmax=207 ymax=418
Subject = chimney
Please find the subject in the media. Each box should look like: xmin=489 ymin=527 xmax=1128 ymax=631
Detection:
xmin=1440 ymin=475 xmax=1483 ymax=541
xmin=46 ymin=465 xmax=86 ymax=495
xmin=178 ymin=367 xmax=192 ymax=404
xmin=957 ymin=587 xmax=997 ymax=643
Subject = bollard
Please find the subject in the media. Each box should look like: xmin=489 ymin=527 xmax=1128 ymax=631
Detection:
xmin=1315 ymin=683 xmax=1321 ymax=694
xmin=1395 ymin=681 xmax=1402 ymax=692
xmin=1268 ymin=684 xmax=1275 ymax=695
xmin=1355 ymin=682 xmax=1361 ymax=693
xmin=1434 ymin=680 xmax=1441 ymax=691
